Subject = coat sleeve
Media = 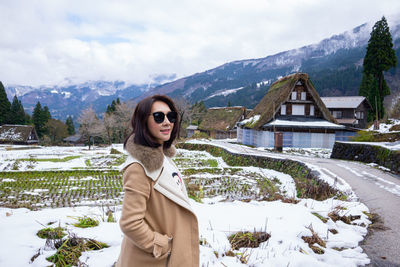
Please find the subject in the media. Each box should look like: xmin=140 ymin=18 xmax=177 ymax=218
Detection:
xmin=119 ymin=163 xmax=171 ymax=258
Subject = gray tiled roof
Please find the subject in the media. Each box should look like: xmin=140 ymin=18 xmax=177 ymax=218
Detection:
xmin=320 ymin=96 xmax=366 ymax=109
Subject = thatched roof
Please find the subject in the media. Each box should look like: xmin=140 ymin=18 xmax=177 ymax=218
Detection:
xmin=242 ymin=73 xmax=336 ymax=129
xmin=0 ymin=124 xmax=38 ymax=143
xmin=198 ymin=106 xmax=246 ymax=131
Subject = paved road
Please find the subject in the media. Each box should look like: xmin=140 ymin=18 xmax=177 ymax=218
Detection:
xmin=212 ymin=140 xmax=400 ymax=267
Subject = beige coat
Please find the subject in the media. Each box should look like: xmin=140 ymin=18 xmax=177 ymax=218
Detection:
xmin=116 ymin=136 xmax=199 ymax=267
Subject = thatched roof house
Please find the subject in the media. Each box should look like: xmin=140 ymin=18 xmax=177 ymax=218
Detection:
xmin=237 ymin=73 xmax=346 ymax=148
xmin=199 ymin=106 xmax=247 ymax=139
xmin=241 ymin=73 xmax=337 ymax=129
xmin=0 ymin=124 xmax=39 ymax=145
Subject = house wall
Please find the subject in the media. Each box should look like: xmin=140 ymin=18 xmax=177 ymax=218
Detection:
xmin=237 ymin=128 xmax=336 ymax=148
xmin=328 ymin=102 xmax=370 ymax=129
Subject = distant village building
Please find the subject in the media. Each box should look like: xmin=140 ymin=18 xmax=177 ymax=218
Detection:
xmin=199 ymin=106 xmax=247 ymax=139
xmin=63 ymin=134 xmax=85 ymax=146
xmin=320 ymin=96 xmax=372 ymax=129
xmin=0 ymin=125 xmax=39 ymax=145
xmin=186 ymin=125 xmax=199 ymax=138
xmin=237 ymin=73 xmax=347 ymax=148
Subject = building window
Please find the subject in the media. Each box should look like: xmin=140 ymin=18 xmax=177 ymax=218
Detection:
xmin=281 ymin=104 xmax=286 ymax=115
xmin=356 ymin=111 xmax=364 ymax=119
xmin=291 ymin=91 xmax=297 ymax=100
xmin=310 ymin=105 xmax=315 ymax=116
xmin=332 ymin=111 xmax=342 ymax=119
xmin=292 ymin=104 xmax=305 ymax=115
xmin=301 ymin=92 xmax=306 ymax=100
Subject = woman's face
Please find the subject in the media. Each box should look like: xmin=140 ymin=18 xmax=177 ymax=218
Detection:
xmin=147 ymin=101 xmax=174 ymax=144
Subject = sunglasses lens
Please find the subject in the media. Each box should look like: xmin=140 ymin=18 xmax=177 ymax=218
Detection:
xmin=152 ymin=112 xmax=165 ymax=123
xmin=167 ymin=111 xmax=177 ymax=123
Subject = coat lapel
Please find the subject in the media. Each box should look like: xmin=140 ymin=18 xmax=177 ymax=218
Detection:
xmin=122 ymin=135 xmax=195 ymax=215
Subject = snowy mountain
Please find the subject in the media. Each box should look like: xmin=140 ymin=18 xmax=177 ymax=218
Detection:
xmin=5 ymin=79 xmax=171 ymax=120
xmin=148 ymin=19 xmax=400 ymax=108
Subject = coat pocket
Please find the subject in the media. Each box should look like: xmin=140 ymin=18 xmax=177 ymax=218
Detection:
xmin=153 ymin=232 xmax=172 ymax=259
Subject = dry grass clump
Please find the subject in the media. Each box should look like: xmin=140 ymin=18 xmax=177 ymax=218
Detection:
xmin=301 ymin=225 xmax=326 ymax=254
xmin=46 ymin=234 xmax=109 ymax=266
xmin=328 ymin=210 xmax=360 ymax=224
xmin=363 ymin=211 xmax=388 ymax=230
xmin=228 ymin=231 xmax=270 ymax=250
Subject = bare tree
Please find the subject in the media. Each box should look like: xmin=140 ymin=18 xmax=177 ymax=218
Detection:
xmin=44 ymin=118 xmax=68 ymax=145
xmin=113 ymin=101 xmax=135 ymax=143
xmin=173 ymin=97 xmax=191 ymax=137
xmin=103 ymin=112 xmax=116 ymax=145
xmin=78 ymin=106 xmax=105 ymax=149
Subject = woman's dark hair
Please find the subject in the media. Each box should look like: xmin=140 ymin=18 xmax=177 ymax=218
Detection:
xmin=124 ymin=94 xmax=180 ymax=149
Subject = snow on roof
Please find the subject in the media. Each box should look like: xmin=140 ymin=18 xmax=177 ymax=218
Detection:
xmin=321 ymin=96 xmax=366 ymax=109
xmin=264 ymin=119 xmax=345 ymax=129
xmin=0 ymin=128 xmax=23 ymax=141
xmin=186 ymin=125 xmax=198 ymax=130
xmin=0 ymin=125 xmax=35 ymax=142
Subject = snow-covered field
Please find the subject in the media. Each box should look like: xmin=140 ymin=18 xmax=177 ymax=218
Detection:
xmin=0 ymin=143 xmax=372 ymax=266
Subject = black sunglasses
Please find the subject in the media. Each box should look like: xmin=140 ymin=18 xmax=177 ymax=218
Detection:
xmin=151 ymin=111 xmax=178 ymax=123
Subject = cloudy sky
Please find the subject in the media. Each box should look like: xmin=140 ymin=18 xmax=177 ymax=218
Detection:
xmin=1 ymin=0 xmax=399 ymax=87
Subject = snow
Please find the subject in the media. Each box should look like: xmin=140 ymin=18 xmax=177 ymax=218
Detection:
xmin=267 ymin=119 xmax=344 ymax=129
xmin=0 ymin=129 xmax=23 ymax=141
xmin=0 ymin=142 xmax=374 ymax=266
xmin=205 ymin=87 xmax=244 ymax=100
xmin=239 ymin=115 xmax=261 ymax=126
xmin=366 ymin=119 xmax=400 ymax=133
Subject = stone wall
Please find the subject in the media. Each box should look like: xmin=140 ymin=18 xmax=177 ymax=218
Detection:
xmin=331 ymin=142 xmax=400 ymax=174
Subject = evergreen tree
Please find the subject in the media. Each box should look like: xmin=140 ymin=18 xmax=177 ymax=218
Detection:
xmin=359 ymin=16 xmax=397 ymax=119
xmin=0 ymin=81 xmax=11 ymax=125
xmin=42 ymin=106 xmax=51 ymax=121
xmin=33 ymin=102 xmax=44 ymax=137
xmin=10 ymin=95 xmax=26 ymax=124
xmin=32 ymin=102 xmax=51 ymax=138
xmin=65 ymin=116 xmax=75 ymax=135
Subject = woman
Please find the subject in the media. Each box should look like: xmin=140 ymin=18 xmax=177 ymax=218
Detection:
xmin=116 ymin=95 xmax=199 ymax=267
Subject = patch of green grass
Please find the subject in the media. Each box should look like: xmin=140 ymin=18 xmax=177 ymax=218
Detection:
xmin=113 ymin=155 xmax=127 ymax=166
xmin=72 ymin=216 xmax=99 ymax=228
xmin=312 ymin=212 xmax=328 ymax=223
xmin=37 ymin=227 xmax=66 ymax=239
xmin=206 ymin=159 xmax=218 ymax=167
xmin=19 ymin=156 xmax=81 ymax=163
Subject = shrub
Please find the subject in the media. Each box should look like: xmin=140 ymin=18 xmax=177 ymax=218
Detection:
xmin=351 ymin=131 xmax=375 ymax=142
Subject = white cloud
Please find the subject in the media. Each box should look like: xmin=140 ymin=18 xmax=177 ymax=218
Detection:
xmin=0 ymin=0 xmax=399 ymax=86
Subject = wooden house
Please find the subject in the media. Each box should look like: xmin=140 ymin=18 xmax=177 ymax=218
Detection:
xmin=63 ymin=134 xmax=85 ymax=146
xmin=0 ymin=124 xmax=39 ymax=145
xmin=198 ymin=106 xmax=247 ymax=139
xmin=186 ymin=125 xmax=199 ymax=138
xmin=237 ymin=73 xmax=346 ymax=148
xmin=320 ymin=96 xmax=372 ymax=129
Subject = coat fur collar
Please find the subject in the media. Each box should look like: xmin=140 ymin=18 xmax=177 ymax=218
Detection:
xmin=124 ymin=135 xmax=176 ymax=172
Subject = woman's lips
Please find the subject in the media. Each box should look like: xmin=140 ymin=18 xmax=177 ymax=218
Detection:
xmin=160 ymin=129 xmax=170 ymax=134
